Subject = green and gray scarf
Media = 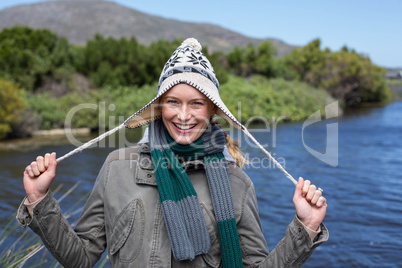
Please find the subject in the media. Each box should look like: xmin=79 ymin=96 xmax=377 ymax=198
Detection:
xmin=149 ymin=119 xmax=243 ymax=267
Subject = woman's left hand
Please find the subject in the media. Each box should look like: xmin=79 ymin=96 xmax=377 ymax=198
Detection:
xmin=293 ymin=177 xmax=327 ymax=231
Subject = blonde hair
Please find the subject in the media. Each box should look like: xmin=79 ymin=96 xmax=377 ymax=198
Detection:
xmin=211 ymin=118 xmax=248 ymax=168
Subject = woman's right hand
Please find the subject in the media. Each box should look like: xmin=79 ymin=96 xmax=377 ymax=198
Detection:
xmin=23 ymin=152 xmax=57 ymax=203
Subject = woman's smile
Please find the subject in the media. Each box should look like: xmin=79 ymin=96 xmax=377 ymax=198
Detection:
xmin=172 ymin=123 xmax=196 ymax=131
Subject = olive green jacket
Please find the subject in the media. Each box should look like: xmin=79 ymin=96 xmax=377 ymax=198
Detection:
xmin=17 ymin=144 xmax=328 ymax=267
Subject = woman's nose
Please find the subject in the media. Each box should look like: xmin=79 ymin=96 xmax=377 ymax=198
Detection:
xmin=177 ymin=105 xmax=192 ymax=121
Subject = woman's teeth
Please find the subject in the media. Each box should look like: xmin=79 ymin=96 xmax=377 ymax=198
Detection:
xmin=174 ymin=123 xmax=196 ymax=130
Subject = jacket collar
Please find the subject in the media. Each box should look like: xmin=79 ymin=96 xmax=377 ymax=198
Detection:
xmin=136 ymin=143 xmax=212 ymax=186
xmin=138 ymin=126 xmax=236 ymax=162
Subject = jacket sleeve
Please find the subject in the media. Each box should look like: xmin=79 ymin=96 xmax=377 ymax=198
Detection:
xmin=237 ymin=182 xmax=329 ymax=268
xmin=16 ymin=158 xmax=110 ymax=268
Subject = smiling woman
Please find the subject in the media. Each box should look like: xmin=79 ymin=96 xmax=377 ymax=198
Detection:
xmin=17 ymin=38 xmax=328 ymax=267
xmin=161 ymin=84 xmax=217 ymax=145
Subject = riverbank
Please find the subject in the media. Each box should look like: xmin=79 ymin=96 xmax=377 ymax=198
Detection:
xmin=32 ymin=127 xmax=90 ymax=137
xmin=0 ymin=126 xmax=145 ymax=152
xmin=0 ymin=128 xmax=91 ymax=151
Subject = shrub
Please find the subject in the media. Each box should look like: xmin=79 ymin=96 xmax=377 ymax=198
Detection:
xmin=220 ymin=75 xmax=333 ymax=124
xmin=282 ymin=39 xmax=391 ymax=105
xmin=0 ymin=79 xmax=26 ymax=139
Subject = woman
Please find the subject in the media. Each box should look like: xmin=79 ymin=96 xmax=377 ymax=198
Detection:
xmin=17 ymin=38 xmax=328 ymax=267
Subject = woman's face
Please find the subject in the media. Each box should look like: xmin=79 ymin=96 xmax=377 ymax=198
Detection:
xmin=161 ymin=84 xmax=216 ymax=145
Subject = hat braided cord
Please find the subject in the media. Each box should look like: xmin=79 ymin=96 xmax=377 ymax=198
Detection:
xmin=56 ymin=123 xmax=125 ymax=163
xmin=56 ymin=122 xmax=298 ymax=187
xmin=242 ymin=127 xmax=297 ymax=185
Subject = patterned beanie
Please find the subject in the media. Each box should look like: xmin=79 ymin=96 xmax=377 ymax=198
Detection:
xmin=124 ymin=38 xmax=243 ymax=130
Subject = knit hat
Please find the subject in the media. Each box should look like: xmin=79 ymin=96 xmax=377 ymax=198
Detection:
xmin=124 ymin=38 xmax=243 ymax=130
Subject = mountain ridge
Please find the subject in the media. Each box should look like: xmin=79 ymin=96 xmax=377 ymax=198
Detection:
xmin=0 ymin=0 xmax=297 ymax=56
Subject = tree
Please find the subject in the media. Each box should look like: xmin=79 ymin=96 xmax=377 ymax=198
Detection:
xmin=283 ymin=39 xmax=391 ymax=105
xmin=317 ymin=50 xmax=391 ymax=105
xmin=79 ymin=35 xmax=181 ymax=88
xmin=226 ymin=47 xmax=243 ymax=76
xmin=283 ymin=39 xmax=327 ymax=81
xmin=0 ymin=26 xmax=74 ymax=91
xmin=149 ymin=39 xmax=182 ymax=82
xmin=255 ymin=41 xmax=277 ymax=77
xmin=205 ymin=50 xmax=229 ymax=84
xmin=226 ymin=41 xmax=279 ymax=78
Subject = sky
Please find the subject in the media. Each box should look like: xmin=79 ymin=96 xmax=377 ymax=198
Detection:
xmin=0 ymin=0 xmax=401 ymax=68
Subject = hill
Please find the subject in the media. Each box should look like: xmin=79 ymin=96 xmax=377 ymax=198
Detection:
xmin=0 ymin=0 xmax=296 ymax=56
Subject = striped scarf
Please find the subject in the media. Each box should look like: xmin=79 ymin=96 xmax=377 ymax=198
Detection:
xmin=149 ymin=119 xmax=243 ymax=267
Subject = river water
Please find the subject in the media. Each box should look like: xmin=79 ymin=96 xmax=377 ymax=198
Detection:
xmin=1 ymin=101 xmax=401 ymax=267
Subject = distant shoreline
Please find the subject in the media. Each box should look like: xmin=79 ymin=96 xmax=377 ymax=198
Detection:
xmin=0 ymin=128 xmax=92 ymax=151
xmin=32 ymin=128 xmax=91 ymax=137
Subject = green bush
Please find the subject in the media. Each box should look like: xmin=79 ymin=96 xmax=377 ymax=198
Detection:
xmin=24 ymin=83 xmax=158 ymax=131
xmin=282 ymin=39 xmax=391 ymax=105
xmin=27 ymin=93 xmax=65 ymax=130
xmin=96 ymin=83 xmax=158 ymax=128
xmin=26 ymin=91 xmax=101 ymax=130
xmin=220 ymin=75 xmax=333 ymax=123
xmin=0 ymin=79 xmax=26 ymax=139
xmin=386 ymin=79 xmax=402 ymax=100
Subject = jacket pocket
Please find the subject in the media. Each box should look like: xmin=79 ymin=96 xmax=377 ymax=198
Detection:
xmin=201 ymin=203 xmax=222 ymax=268
xmin=109 ymin=199 xmax=145 ymax=263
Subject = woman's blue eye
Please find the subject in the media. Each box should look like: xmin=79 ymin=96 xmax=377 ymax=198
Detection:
xmin=193 ymin=101 xmax=203 ymax=105
xmin=167 ymin=100 xmax=178 ymax=104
